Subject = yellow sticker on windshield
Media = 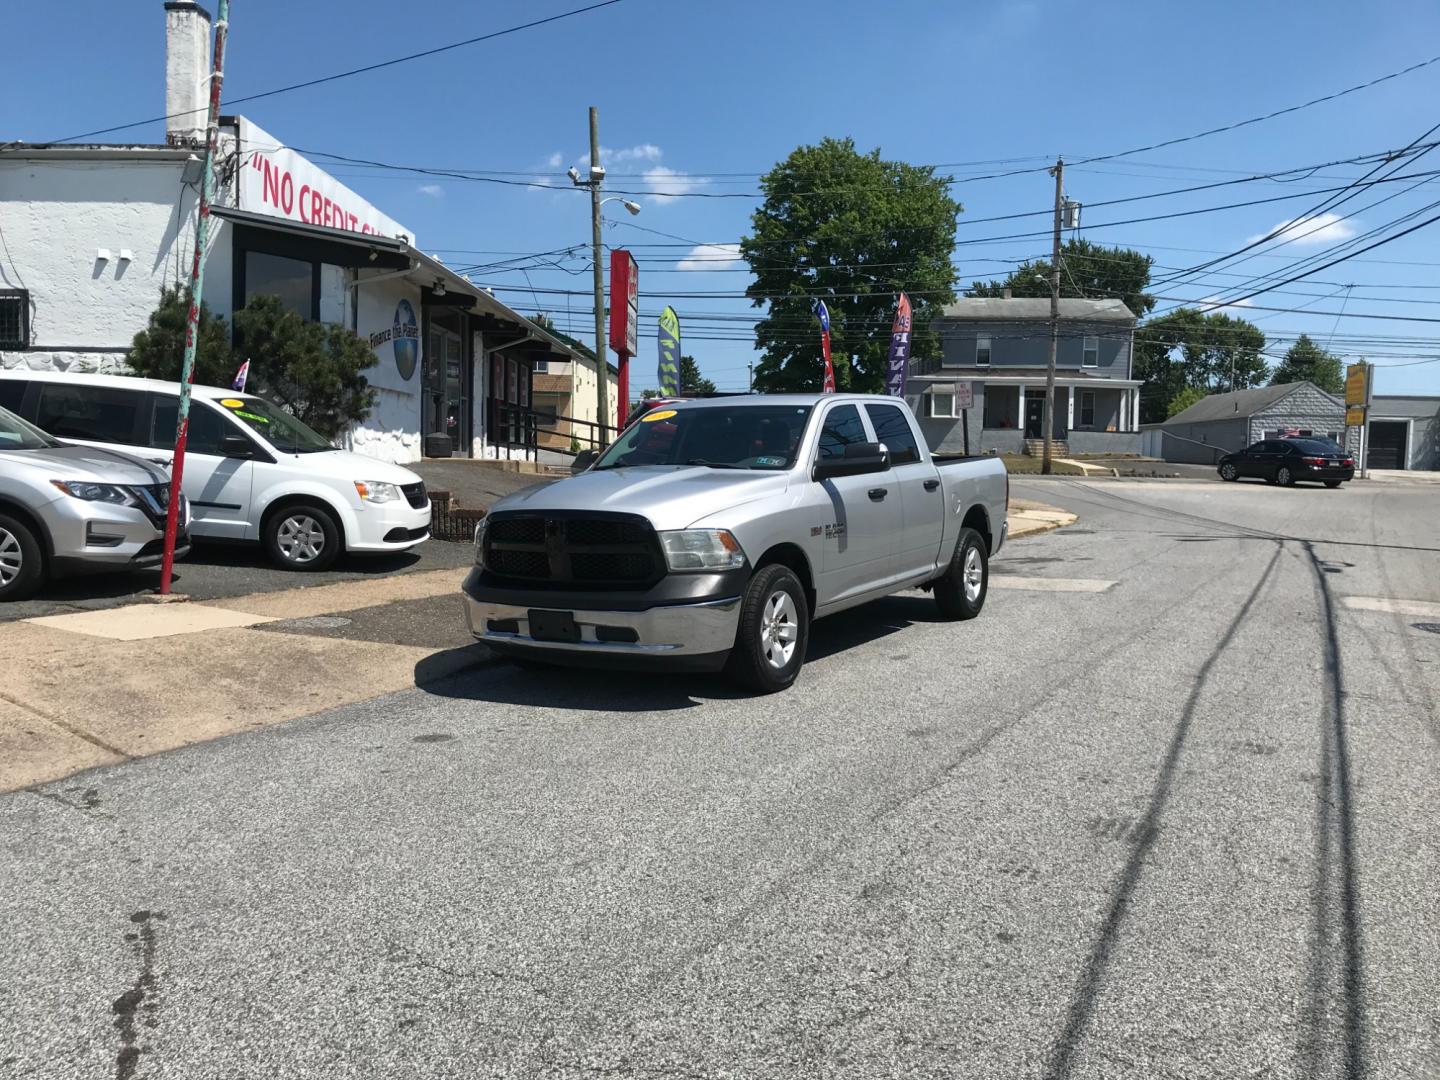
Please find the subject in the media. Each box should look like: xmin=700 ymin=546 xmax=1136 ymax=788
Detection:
xmin=642 ymin=409 xmax=677 ymax=422
xmin=219 ymin=398 xmax=245 ymax=408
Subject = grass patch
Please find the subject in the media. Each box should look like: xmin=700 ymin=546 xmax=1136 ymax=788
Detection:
xmin=998 ymin=453 xmax=1086 ymax=476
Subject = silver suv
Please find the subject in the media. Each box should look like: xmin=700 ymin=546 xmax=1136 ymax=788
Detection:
xmin=0 ymin=405 xmax=190 ymax=601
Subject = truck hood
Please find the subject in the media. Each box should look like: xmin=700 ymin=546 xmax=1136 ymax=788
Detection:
xmin=0 ymin=443 xmax=169 ymax=485
xmin=491 ymin=465 xmax=792 ymax=530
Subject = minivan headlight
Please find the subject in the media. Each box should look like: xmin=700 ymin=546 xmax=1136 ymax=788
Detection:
xmin=659 ymin=529 xmax=745 ymax=571
xmin=51 ymin=480 xmax=134 ymax=506
xmin=354 ymin=480 xmax=400 ymax=504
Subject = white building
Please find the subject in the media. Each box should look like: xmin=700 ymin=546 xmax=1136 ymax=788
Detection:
xmin=0 ymin=0 xmax=615 ymax=464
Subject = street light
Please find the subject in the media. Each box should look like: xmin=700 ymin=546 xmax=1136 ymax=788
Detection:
xmin=602 ymin=197 xmax=642 ymax=216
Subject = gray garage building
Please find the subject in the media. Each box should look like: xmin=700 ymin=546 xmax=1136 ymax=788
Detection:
xmin=1149 ymin=381 xmax=1357 ymax=465
xmin=1367 ymin=395 xmax=1440 ymax=470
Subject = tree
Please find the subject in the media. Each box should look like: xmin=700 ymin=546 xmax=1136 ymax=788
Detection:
xmin=1167 ymin=385 xmax=1208 ymax=418
xmin=741 ymin=138 xmax=961 ymax=392
xmin=1134 ymin=308 xmax=1267 ymax=424
xmin=1269 ymin=333 xmax=1343 ymax=394
xmin=968 ymin=238 xmax=1156 ymax=318
xmin=127 ymin=285 xmax=240 ymax=387
xmin=679 ymin=355 xmax=715 ymax=395
xmin=231 ymin=296 xmax=376 ymax=439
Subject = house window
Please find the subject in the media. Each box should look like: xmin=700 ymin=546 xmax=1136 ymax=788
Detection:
xmin=927 ymin=389 xmax=956 ymax=418
xmin=1082 ymin=336 xmax=1099 ymax=368
xmin=975 ymin=335 xmax=991 ymax=366
xmin=0 ymin=290 xmax=29 ymax=349
xmin=1080 ymin=390 xmax=1095 ymax=427
xmin=533 ymin=359 xmax=549 ymax=373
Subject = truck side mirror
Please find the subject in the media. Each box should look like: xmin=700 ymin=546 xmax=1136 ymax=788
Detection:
xmin=572 ymin=449 xmax=599 ymax=473
xmin=813 ymin=441 xmax=890 ymax=481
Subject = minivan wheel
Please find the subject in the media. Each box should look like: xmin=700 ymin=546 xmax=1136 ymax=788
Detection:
xmin=264 ymin=504 xmax=341 ymax=571
xmin=0 ymin=513 xmax=45 ymax=602
xmin=725 ymin=564 xmax=809 ymax=694
xmin=935 ymin=526 xmax=988 ymax=621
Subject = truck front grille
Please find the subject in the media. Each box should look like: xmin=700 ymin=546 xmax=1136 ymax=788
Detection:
xmin=483 ymin=512 xmax=661 ymax=589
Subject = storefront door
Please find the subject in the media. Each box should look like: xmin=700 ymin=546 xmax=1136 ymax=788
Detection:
xmin=424 ymin=312 xmax=469 ymax=456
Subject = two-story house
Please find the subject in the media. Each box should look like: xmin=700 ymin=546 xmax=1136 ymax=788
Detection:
xmin=911 ymin=296 xmax=1143 ymax=456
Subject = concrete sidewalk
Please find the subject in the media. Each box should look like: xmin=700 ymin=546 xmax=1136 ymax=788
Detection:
xmin=0 ymin=499 xmax=1075 ymax=793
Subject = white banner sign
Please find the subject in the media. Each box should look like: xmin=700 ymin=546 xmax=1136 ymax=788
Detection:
xmin=954 ymin=381 xmax=974 ymax=410
xmin=236 ymin=117 xmax=413 ymax=244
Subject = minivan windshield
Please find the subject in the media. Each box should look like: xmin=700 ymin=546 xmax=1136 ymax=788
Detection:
xmin=593 ymin=404 xmax=814 ymax=471
xmin=0 ymin=405 xmax=59 ymax=451
xmin=214 ymin=396 xmax=334 ymax=453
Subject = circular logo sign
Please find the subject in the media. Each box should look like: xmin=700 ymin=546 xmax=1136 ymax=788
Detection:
xmin=393 ymin=299 xmax=418 ymax=380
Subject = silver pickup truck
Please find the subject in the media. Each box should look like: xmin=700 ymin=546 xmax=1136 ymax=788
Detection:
xmin=462 ymin=394 xmax=1008 ymax=692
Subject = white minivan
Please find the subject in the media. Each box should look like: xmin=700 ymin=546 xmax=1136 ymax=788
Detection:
xmin=0 ymin=371 xmax=431 ymax=571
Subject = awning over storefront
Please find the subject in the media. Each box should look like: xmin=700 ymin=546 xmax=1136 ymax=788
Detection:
xmin=211 ymin=205 xmax=412 ymax=270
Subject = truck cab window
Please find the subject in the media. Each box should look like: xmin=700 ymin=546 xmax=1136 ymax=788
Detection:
xmin=864 ymin=404 xmax=919 ymax=465
xmin=818 ymin=404 xmax=866 ymax=459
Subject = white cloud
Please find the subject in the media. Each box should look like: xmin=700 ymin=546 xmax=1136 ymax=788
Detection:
xmin=611 ymin=143 xmax=663 ymax=164
xmin=675 ymin=243 xmax=743 ymax=272
xmin=416 ymin=183 xmax=443 ymax=198
xmin=641 ymin=165 xmax=709 ymax=203
xmin=1248 ymin=211 xmax=1357 ymax=247
xmin=546 ymin=151 xmax=564 ymax=168
xmin=1197 ymin=295 xmax=1256 ymax=315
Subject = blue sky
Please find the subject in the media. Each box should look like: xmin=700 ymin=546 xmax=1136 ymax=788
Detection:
xmin=7 ymin=0 xmax=1440 ymax=395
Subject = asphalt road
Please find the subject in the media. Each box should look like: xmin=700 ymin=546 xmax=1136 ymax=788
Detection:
xmin=2 ymin=478 xmax=1436 ymax=1079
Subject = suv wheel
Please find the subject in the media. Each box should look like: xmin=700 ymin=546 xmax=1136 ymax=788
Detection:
xmin=264 ymin=504 xmax=341 ymax=572
xmin=935 ymin=527 xmax=988 ymax=620
xmin=725 ymin=564 xmax=809 ymax=694
xmin=0 ymin=513 xmax=44 ymax=602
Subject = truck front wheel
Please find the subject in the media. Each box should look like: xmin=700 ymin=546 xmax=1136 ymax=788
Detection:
xmin=934 ymin=527 xmax=988 ymax=621
xmin=725 ymin=564 xmax=810 ymax=693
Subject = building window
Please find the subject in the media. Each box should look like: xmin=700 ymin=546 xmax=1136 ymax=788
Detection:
xmin=244 ymin=250 xmax=315 ymax=318
xmin=926 ymin=389 xmax=956 ymax=419
xmin=533 ymin=359 xmax=549 ymax=373
xmin=1080 ymin=390 xmax=1095 ymax=427
xmin=1082 ymin=336 xmax=1099 ymax=367
xmin=0 ymin=290 xmax=29 ymax=349
xmin=975 ymin=335 xmax=991 ymax=366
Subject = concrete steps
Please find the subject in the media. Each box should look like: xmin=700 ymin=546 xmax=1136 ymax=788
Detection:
xmin=1023 ymin=439 xmax=1069 ymax=457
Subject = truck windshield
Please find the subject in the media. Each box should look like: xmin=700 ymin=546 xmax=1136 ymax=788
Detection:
xmin=594 ymin=405 xmax=814 ymax=471
xmin=214 ymin=396 xmax=335 ymax=454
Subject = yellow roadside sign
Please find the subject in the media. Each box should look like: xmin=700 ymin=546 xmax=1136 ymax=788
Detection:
xmin=1346 ymin=406 xmax=1366 ymax=426
xmin=1345 ymin=363 xmax=1368 ymax=407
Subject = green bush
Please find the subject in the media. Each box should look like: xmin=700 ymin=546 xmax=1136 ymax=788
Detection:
xmin=126 ymin=285 xmax=239 ymax=387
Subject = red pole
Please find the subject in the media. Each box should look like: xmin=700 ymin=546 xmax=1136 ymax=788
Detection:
xmin=159 ymin=0 xmax=229 ymax=595
xmin=616 ymin=353 xmax=629 ymax=428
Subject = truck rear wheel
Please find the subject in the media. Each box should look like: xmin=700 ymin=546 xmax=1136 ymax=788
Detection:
xmin=725 ymin=564 xmax=809 ymax=694
xmin=934 ymin=527 xmax=987 ymax=621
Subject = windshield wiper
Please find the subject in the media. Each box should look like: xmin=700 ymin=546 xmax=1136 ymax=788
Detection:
xmin=685 ymin=459 xmax=744 ymax=469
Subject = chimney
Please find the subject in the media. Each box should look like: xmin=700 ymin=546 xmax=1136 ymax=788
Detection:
xmin=1002 ymin=286 xmax=1012 ymax=299
xmin=165 ymin=1 xmax=213 ymax=146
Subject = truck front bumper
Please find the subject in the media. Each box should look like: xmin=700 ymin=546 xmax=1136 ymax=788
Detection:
xmin=463 ymin=576 xmax=742 ymax=671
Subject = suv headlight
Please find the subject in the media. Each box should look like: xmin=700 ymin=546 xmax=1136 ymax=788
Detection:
xmin=51 ymin=480 xmax=135 ymax=506
xmin=354 ymin=480 xmax=400 ymax=504
xmin=659 ymin=529 xmax=745 ymax=572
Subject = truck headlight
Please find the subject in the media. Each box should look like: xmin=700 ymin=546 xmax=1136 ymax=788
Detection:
xmin=659 ymin=529 xmax=745 ymax=572
xmin=51 ymin=480 xmax=135 ymax=506
xmin=354 ymin=480 xmax=400 ymax=504
xmin=473 ymin=516 xmax=487 ymax=566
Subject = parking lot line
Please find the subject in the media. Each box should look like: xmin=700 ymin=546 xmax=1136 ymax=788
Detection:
xmin=1341 ymin=595 xmax=1440 ymax=618
xmin=989 ymin=576 xmax=1117 ymax=593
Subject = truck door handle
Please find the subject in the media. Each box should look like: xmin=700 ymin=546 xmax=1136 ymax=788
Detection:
xmin=923 ymin=479 xmax=940 ymax=491
xmin=868 ymin=488 xmax=888 ymax=501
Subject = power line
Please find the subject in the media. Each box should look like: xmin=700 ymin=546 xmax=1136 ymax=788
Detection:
xmin=22 ymin=0 xmax=626 ymax=146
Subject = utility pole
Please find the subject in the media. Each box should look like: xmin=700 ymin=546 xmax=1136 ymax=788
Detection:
xmin=1041 ymin=156 xmax=1063 ymax=475
xmin=588 ymin=107 xmax=610 ymax=444
xmin=159 ymin=0 xmax=229 ymax=595
xmin=748 ymin=361 xmax=754 ymax=394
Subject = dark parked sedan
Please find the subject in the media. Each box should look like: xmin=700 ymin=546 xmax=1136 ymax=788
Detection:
xmin=1217 ymin=438 xmax=1356 ymax=487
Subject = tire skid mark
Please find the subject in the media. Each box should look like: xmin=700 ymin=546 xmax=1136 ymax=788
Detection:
xmin=1042 ymin=544 xmax=1284 ymax=1080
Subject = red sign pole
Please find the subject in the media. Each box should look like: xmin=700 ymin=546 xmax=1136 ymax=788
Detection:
xmin=609 ymin=249 xmax=638 ymax=428
xmin=159 ymin=0 xmax=229 ymax=595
